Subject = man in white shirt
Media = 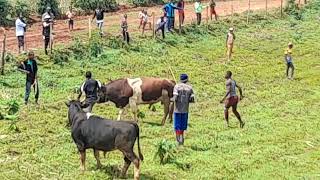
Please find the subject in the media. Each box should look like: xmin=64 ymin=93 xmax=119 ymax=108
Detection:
xmin=15 ymin=14 xmax=27 ymax=54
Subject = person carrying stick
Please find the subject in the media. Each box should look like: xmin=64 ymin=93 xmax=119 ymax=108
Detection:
xmin=18 ymin=51 xmax=39 ymax=105
xmin=42 ymin=15 xmax=52 ymax=55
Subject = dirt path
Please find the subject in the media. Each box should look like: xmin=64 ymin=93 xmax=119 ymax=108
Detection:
xmin=4 ymin=0 xmax=282 ymax=54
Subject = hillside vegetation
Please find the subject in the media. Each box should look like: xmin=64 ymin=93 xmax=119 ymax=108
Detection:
xmin=0 ymin=1 xmax=320 ymax=179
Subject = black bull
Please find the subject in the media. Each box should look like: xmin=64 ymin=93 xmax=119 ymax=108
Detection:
xmin=66 ymin=100 xmax=143 ymax=180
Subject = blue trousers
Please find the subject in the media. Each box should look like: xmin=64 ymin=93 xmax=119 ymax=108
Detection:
xmin=174 ymin=113 xmax=188 ymax=131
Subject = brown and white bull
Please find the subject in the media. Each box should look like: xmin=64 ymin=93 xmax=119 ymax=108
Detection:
xmin=97 ymin=77 xmax=175 ymax=125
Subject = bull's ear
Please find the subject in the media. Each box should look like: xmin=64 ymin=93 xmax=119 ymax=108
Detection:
xmin=65 ymin=101 xmax=70 ymax=107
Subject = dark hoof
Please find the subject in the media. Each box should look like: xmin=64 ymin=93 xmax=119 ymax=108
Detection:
xmin=240 ymin=122 xmax=245 ymax=128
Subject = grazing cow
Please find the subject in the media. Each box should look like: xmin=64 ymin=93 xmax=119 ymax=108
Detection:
xmin=66 ymin=100 xmax=143 ymax=180
xmin=97 ymin=77 xmax=175 ymax=125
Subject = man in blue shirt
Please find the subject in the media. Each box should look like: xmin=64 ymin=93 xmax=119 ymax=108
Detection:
xmin=163 ymin=0 xmax=181 ymax=32
xmin=18 ymin=51 xmax=39 ymax=105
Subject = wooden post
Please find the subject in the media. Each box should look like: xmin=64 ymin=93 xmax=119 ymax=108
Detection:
xmin=1 ymin=28 xmax=6 ymax=75
xmin=206 ymin=7 xmax=209 ymax=25
xmin=152 ymin=12 xmax=155 ymax=39
xmin=49 ymin=23 xmax=53 ymax=53
xmin=247 ymin=0 xmax=250 ymax=24
xmin=88 ymin=18 xmax=91 ymax=39
xmin=280 ymin=0 xmax=283 ymax=17
xmin=265 ymin=0 xmax=268 ymax=16
xmin=231 ymin=3 xmax=234 ymax=25
xmin=179 ymin=11 xmax=182 ymax=34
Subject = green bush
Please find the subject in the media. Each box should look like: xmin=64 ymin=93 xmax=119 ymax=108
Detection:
xmin=72 ymin=0 xmax=118 ymax=12
xmin=129 ymin=0 xmax=165 ymax=7
xmin=0 ymin=0 xmax=13 ymax=26
xmin=14 ymin=0 xmax=30 ymax=19
xmin=155 ymin=139 xmax=177 ymax=164
xmin=37 ymin=0 xmax=60 ymax=17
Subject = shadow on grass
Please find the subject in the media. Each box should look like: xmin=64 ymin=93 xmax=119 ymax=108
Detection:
xmin=97 ymin=164 xmax=155 ymax=179
xmin=142 ymin=121 xmax=162 ymax=127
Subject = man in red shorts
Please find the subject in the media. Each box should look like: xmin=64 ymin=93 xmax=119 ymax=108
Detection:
xmin=220 ymin=71 xmax=245 ymax=128
xmin=177 ymin=0 xmax=185 ymax=25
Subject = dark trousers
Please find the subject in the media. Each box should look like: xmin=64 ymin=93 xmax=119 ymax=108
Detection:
xmin=286 ymin=62 xmax=294 ymax=78
xmin=17 ymin=36 xmax=24 ymax=48
xmin=68 ymin=19 xmax=74 ymax=30
xmin=196 ymin=13 xmax=202 ymax=25
xmin=156 ymin=22 xmax=165 ymax=39
xmin=122 ymin=30 xmax=130 ymax=44
xmin=25 ymin=81 xmax=39 ymax=103
xmin=168 ymin=17 xmax=175 ymax=31
xmin=44 ymin=36 xmax=50 ymax=55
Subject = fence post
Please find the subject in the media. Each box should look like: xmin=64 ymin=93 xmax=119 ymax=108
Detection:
xmin=152 ymin=12 xmax=155 ymax=39
xmin=179 ymin=13 xmax=182 ymax=34
xmin=231 ymin=3 xmax=234 ymax=25
xmin=206 ymin=7 xmax=209 ymax=24
xmin=265 ymin=0 xmax=268 ymax=16
xmin=247 ymin=0 xmax=251 ymax=24
xmin=49 ymin=23 xmax=53 ymax=53
xmin=1 ymin=28 xmax=6 ymax=75
xmin=280 ymin=0 xmax=283 ymax=17
xmin=88 ymin=18 xmax=91 ymax=39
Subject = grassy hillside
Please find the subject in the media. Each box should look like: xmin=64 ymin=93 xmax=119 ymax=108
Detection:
xmin=1 ymin=2 xmax=320 ymax=179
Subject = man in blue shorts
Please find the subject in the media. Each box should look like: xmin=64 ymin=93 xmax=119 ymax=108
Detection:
xmin=171 ymin=74 xmax=195 ymax=146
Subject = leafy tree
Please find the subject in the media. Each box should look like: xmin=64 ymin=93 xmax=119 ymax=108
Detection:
xmin=37 ymin=0 xmax=60 ymax=17
xmin=72 ymin=0 xmax=118 ymax=12
xmin=0 ymin=0 xmax=13 ymax=26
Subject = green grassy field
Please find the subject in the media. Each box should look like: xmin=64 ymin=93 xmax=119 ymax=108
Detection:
xmin=1 ymin=2 xmax=320 ymax=179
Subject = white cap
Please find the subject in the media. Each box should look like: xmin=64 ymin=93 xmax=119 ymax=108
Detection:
xmin=229 ymin=27 xmax=234 ymax=31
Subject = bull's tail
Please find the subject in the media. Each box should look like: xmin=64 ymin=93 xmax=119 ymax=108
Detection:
xmin=133 ymin=123 xmax=144 ymax=161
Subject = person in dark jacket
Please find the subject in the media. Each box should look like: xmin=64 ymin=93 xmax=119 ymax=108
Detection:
xmin=18 ymin=51 xmax=39 ymax=105
xmin=78 ymin=71 xmax=102 ymax=113
xmin=42 ymin=15 xmax=52 ymax=55
xmin=92 ymin=6 xmax=105 ymax=36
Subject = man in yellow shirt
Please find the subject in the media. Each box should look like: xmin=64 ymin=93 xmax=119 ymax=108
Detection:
xmin=284 ymin=42 xmax=294 ymax=79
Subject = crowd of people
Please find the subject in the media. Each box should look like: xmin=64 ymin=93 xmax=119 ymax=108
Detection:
xmin=11 ymin=2 xmax=297 ymax=147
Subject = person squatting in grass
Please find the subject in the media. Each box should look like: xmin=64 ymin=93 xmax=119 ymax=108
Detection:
xmin=220 ymin=71 xmax=245 ymax=128
xmin=155 ymin=16 xmax=166 ymax=39
xmin=226 ymin=27 xmax=236 ymax=61
xmin=66 ymin=6 xmax=75 ymax=31
xmin=78 ymin=71 xmax=102 ymax=113
xmin=121 ymin=14 xmax=130 ymax=44
xmin=163 ymin=0 xmax=181 ymax=32
xmin=177 ymin=0 xmax=185 ymax=26
xmin=141 ymin=10 xmax=152 ymax=36
xmin=42 ymin=15 xmax=52 ymax=55
xmin=171 ymin=74 xmax=195 ymax=146
xmin=92 ymin=6 xmax=105 ymax=36
xmin=194 ymin=0 xmax=207 ymax=25
xmin=18 ymin=51 xmax=39 ymax=105
xmin=15 ymin=13 xmax=27 ymax=54
xmin=284 ymin=42 xmax=294 ymax=79
xmin=209 ymin=0 xmax=218 ymax=21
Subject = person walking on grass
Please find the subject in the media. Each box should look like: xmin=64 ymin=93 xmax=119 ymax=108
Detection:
xmin=155 ymin=16 xmax=166 ymax=39
xmin=138 ymin=9 xmax=145 ymax=29
xmin=121 ymin=14 xmax=130 ymax=44
xmin=209 ymin=0 xmax=218 ymax=21
xmin=226 ymin=27 xmax=235 ymax=61
xmin=42 ymin=15 xmax=52 ymax=55
xmin=220 ymin=71 xmax=245 ymax=128
xmin=194 ymin=0 xmax=207 ymax=25
xmin=177 ymin=0 xmax=185 ymax=26
xmin=78 ymin=71 xmax=102 ymax=113
xmin=171 ymin=74 xmax=195 ymax=146
xmin=66 ymin=6 xmax=75 ymax=31
xmin=15 ymin=13 xmax=27 ymax=54
xmin=141 ymin=10 xmax=152 ymax=36
xmin=284 ymin=42 xmax=294 ymax=79
xmin=18 ymin=51 xmax=39 ymax=105
xmin=92 ymin=6 xmax=105 ymax=36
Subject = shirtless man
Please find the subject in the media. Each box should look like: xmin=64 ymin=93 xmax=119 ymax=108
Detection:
xmin=220 ymin=71 xmax=245 ymax=128
xmin=226 ymin=27 xmax=235 ymax=61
